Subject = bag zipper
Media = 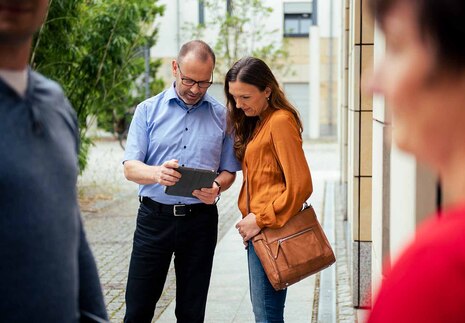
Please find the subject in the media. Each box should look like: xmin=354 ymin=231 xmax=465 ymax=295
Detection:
xmin=277 ymin=227 xmax=313 ymax=245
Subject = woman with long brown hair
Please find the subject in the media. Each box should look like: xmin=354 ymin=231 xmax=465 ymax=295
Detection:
xmin=225 ymin=56 xmax=313 ymax=322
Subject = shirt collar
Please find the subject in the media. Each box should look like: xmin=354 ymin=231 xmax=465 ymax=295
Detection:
xmin=0 ymin=68 xmax=28 ymax=97
xmin=164 ymin=82 xmax=216 ymax=110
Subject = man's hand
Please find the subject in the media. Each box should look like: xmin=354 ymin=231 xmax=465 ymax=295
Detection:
xmin=192 ymin=181 xmax=220 ymax=204
xmin=155 ymin=159 xmax=181 ymax=186
xmin=123 ymin=159 xmax=180 ymax=186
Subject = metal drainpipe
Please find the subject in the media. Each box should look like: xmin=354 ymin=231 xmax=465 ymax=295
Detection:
xmin=176 ymin=0 xmax=181 ymax=50
xmin=328 ymin=0 xmax=334 ymax=136
xmin=313 ymin=0 xmax=318 ymax=25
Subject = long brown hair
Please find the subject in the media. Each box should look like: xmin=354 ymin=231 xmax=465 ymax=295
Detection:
xmin=225 ymin=57 xmax=303 ymax=161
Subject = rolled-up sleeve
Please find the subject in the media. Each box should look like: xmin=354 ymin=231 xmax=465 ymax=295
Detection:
xmin=123 ymin=103 xmax=148 ymax=163
xmin=219 ymin=132 xmax=242 ymax=172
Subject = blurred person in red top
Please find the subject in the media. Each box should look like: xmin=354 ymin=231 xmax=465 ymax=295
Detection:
xmin=366 ymin=0 xmax=465 ymax=322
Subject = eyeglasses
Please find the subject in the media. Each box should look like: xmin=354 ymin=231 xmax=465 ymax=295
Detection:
xmin=177 ymin=64 xmax=213 ymax=88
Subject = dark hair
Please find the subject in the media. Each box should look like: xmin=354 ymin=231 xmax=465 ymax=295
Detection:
xmin=177 ymin=40 xmax=216 ymax=65
xmin=368 ymin=0 xmax=465 ymax=73
xmin=225 ymin=57 xmax=303 ymax=161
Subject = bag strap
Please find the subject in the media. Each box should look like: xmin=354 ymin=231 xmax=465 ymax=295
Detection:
xmin=245 ymin=166 xmax=250 ymax=214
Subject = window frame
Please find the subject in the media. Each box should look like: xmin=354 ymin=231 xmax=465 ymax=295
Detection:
xmin=283 ymin=12 xmax=312 ymax=37
xmin=283 ymin=2 xmax=313 ymax=38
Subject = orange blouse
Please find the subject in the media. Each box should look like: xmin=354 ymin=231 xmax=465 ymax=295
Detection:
xmin=238 ymin=109 xmax=313 ymax=229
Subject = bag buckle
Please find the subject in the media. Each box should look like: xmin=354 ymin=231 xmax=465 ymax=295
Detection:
xmin=173 ymin=204 xmax=186 ymax=216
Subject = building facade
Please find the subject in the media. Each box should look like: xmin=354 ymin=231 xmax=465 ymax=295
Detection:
xmin=150 ymin=0 xmax=339 ymax=138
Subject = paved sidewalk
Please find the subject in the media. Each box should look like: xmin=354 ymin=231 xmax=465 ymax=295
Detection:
xmin=78 ymin=138 xmax=355 ymax=322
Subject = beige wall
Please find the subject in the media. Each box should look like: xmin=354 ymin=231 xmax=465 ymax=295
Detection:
xmin=284 ymin=37 xmax=310 ymax=82
xmin=283 ymin=36 xmax=338 ymax=136
xmin=319 ymin=38 xmax=338 ymax=132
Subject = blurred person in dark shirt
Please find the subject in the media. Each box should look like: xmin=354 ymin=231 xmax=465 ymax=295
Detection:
xmin=0 ymin=1 xmax=107 ymax=321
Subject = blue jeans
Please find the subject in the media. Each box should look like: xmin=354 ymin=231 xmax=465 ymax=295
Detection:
xmin=247 ymin=241 xmax=287 ymax=323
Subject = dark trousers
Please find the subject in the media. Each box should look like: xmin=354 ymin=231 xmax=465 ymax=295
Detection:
xmin=124 ymin=199 xmax=218 ymax=323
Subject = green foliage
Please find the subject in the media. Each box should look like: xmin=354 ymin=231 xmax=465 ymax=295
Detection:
xmin=31 ymin=0 xmax=165 ymax=172
xmin=185 ymin=0 xmax=290 ymax=79
xmin=78 ymin=135 xmax=93 ymax=172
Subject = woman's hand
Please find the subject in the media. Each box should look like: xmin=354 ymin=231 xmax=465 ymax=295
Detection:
xmin=236 ymin=213 xmax=261 ymax=247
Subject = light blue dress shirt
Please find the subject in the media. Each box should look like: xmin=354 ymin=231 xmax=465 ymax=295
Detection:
xmin=124 ymin=83 xmax=241 ymax=204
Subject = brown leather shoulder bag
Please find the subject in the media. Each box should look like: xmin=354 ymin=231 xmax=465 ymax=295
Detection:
xmin=246 ymin=168 xmax=336 ymax=291
xmin=251 ymin=204 xmax=336 ymax=290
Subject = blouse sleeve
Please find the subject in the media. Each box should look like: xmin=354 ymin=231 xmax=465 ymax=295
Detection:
xmin=255 ymin=112 xmax=313 ymax=228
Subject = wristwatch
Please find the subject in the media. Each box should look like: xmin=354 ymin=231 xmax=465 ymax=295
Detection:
xmin=213 ymin=180 xmax=221 ymax=194
xmin=214 ymin=180 xmax=221 ymax=204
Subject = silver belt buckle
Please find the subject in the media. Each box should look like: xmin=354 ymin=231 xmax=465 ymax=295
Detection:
xmin=173 ymin=204 xmax=186 ymax=216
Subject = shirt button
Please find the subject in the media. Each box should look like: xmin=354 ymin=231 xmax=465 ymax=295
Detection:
xmin=184 ymin=146 xmax=186 ymax=149
xmin=185 ymin=128 xmax=188 ymax=131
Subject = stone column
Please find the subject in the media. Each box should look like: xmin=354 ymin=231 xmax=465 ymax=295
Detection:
xmin=347 ymin=0 xmax=373 ymax=308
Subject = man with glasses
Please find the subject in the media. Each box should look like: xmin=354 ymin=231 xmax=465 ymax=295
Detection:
xmin=123 ymin=40 xmax=241 ymax=323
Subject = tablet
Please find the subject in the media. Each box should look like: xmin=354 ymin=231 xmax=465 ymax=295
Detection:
xmin=164 ymin=166 xmax=217 ymax=197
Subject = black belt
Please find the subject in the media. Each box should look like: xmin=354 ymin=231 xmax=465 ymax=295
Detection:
xmin=140 ymin=197 xmax=214 ymax=216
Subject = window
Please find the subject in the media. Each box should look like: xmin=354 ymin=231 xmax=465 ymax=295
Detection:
xmin=283 ymin=2 xmax=312 ymax=37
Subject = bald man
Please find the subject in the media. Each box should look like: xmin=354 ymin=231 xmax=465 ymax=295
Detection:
xmin=123 ymin=40 xmax=241 ymax=323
